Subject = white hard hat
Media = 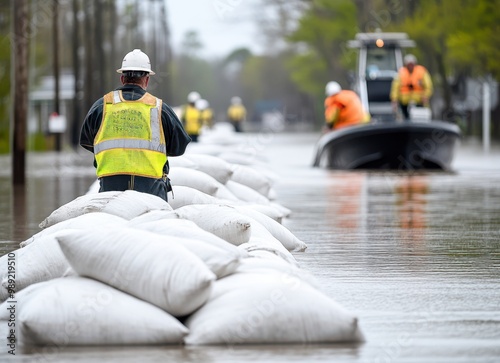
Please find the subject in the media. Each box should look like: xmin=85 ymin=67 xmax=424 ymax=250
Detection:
xmin=231 ymin=96 xmax=242 ymax=105
xmin=196 ymin=99 xmax=209 ymax=110
xmin=404 ymin=54 xmax=417 ymax=65
xmin=117 ymin=49 xmax=155 ymax=75
xmin=325 ymin=81 xmax=341 ymax=96
xmin=187 ymin=91 xmax=201 ymax=103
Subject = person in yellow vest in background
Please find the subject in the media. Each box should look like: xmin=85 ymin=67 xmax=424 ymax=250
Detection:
xmin=324 ymin=81 xmax=370 ymax=132
xmin=182 ymin=91 xmax=203 ymax=142
xmin=227 ymin=96 xmax=246 ymax=132
xmin=196 ymin=98 xmax=214 ymax=129
xmin=390 ymin=54 xmax=433 ymax=121
xmin=79 ymin=49 xmax=191 ymax=202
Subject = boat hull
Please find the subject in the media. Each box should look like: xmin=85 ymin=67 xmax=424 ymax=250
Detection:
xmin=313 ymin=121 xmax=461 ymax=171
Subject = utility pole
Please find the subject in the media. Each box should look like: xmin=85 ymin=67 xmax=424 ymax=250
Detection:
xmin=53 ymin=0 xmax=61 ymax=151
xmin=12 ymin=0 xmax=29 ymax=185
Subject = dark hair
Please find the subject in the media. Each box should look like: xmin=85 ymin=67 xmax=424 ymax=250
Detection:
xmin=122 ymin=71 xmax=148 ymax=84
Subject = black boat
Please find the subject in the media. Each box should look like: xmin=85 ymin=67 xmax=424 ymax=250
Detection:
xmin=313 ymin=32 xmax=461 ymax=171
xmin=312 ymin=121 xmax=461 ymax=170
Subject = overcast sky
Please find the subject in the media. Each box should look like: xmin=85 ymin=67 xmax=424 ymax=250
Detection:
xmin=166 ymin=0 xmax=262 ymax=59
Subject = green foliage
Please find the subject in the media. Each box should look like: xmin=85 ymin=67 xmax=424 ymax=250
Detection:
xmin=446 ymin=0 xmax=500 ymax=78
xmin=286 ymin=0 xmax=358 ymax=97
xmin=398 ymin=0 xmax=499 ymax=78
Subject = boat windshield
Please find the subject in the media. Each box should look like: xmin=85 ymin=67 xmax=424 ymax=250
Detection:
xmin=365 ymin=47 xmax=398 ymax=79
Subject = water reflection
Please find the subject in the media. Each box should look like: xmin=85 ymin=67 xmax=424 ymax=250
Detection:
xmin=0 ymin=136 xmax=499 ymax=362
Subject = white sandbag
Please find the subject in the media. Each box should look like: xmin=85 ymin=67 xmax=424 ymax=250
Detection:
xmin=185 ymin=142 xmax=227 ymax=156
xmin=174 ymin=204 xmax=252 ymax=246
xmin=270 ymin=202 xmax=292 ymax=218
xmin=168 ymin=186 xmax=220 ymax=209
xmin=131 ymin=220 xmax=246 ymax=278
xmin=57 ymin=228 xmax=215 ymax=317
xmin=130 ymin=218 xmax=246 ymax=258
xmin=225 ymin=180 xmax=271 ymax=205
xmin=20 ymin=212 xmax=127 ymax=247
xmin=39 ymin=190 xmax=172 ymax=229
xmin=229 ymin=164 xmax=273 ymax=196
xmin=237 ymin=251 xmax=320 ymax=289
xmin=216 ymin=151 xmax=256 ymax=166
xmin=243 ymin=204 xmax=286 ymax=223
xmin=0 ymin=234 xmax=72 ymax=302
xmin=184 ymin=271 xmax=364 ymax=345
xmin=183 ymin=154 xmax=234 ymax=184
xmin=235 ymin=206 xmax=307 ymax=252
xmin=126 ymin=209 xmax=179 ymax=227
xmin=168 ymin=155 xmax=199 ymax=169
xmin=238 ymin=236 xmax=297 ymax=267
xmin=213 ymin=184 xmax=241 ymax=203
xmin=168 ymin=167 xmax=220 ymax=196
xmin=86 ymin=179 xmax=100 ymax=194
xmin=0 ymin=277 xmax=188 ymax=346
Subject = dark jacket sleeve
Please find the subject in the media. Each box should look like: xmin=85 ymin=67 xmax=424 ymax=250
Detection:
xmin=80 ymin=98 xmax=104 ymax=153
xmin=162 ymin=103 xmax=191 ymax=157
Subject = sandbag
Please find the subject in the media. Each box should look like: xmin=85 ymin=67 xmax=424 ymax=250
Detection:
xmin=126 ymin=210 xmax=179 ymax=227
xmin=20 ymin=212 xmax=127 ymax=247
xmin=235 ymin=206 xmax=307 ymax=252
xmin=225 ymin=180 xmax=271 ymax=205
xmin=229 ymin=164 xmax=273 ymax=197
xmin=168 ymin=186 xmax=220 ymax=209
xmin=39 ymin=190 xmax=172 ymax=229
xmin=184 ymin=271 xmax=364 ymax=345
xmin=213 ymin=183 xmax=241 ymax=202
xmin=131 ymin=220 xmax=246 ymax=278
xmin=168 ymin=167 xmax=221 ymax=196
xmin=243 ymin=204 xmax=286 ymax=223
xmin=168 ymin=155 xmax=199 ymax=169
xmin=238 ymin=236 xmax=297 ymax=266
xmin=183 ymin=153 xmax=234 ymax=184
xmin=0 ymin=234 xmax=72 ymax=302
xmin=0 ymin=277 xmax=188 ymax=346
xmin=129 ymin=218 xmax=247 ymax=258
xmin=57 ymin=228 xmax=215 ymax=317
xmin=174 ymin=204 xmax=252 ymax=246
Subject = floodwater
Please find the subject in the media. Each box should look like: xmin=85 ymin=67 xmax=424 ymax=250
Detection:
xmin=0 ymin=132 xmax=499 ymax=362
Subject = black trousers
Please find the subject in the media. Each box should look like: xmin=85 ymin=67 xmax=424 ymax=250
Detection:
xmin=400 ymin=102 xmax=424 ymax=120
xmin=99 ymin=175 xmax=170 ymax=202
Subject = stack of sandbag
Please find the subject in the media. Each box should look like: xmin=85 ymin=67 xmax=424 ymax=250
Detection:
xmin=0 ymin=125 xmax=364 ymax=346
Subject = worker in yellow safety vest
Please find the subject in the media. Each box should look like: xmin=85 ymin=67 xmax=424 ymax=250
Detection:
xmin=181 ymin=91 xmax=203 ymax=142
xmin=390 ymin=54 xmax=433 ymax=120
xmin=80 ymin=49 xmax=191 ymax=201
xmin=324 ymin=81 xmax=370 ymax=131
xmin=196 ymin=98 xmax=214 ymax=129
xmin=227 ymin=96 xmax=246 ymax=132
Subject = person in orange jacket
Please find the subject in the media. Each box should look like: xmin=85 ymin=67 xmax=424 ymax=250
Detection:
xmin=324 ymin=81 xmax=370 ymax=131
xmin=390 ymin=54 xmax=433 ymax=120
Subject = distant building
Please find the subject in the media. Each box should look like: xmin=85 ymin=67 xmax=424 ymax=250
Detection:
xmin=29 ymin=72 xmax=75 ymax=137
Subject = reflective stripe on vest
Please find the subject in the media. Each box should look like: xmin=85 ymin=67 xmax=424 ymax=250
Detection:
xmin=94 ymin=90 xmax=167 ymax=178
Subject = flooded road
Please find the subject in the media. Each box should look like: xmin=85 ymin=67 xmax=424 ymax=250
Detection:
xmin=1 ymin=132 xmax=499 ymax=362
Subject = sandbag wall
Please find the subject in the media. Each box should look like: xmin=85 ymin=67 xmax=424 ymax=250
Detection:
xmin=0 ymin=123 xmax=364 ymax=348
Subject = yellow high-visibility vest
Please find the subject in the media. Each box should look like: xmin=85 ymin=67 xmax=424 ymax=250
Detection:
xmin=183 ymin=105 xmax=202 ymax=135
xmin=227 ymin=104 xmax=246 ymax=122
xmin=94 ymin=90 xmax=167 ymax=178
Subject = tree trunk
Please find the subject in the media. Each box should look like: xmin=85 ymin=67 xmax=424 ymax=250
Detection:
xmin=83 ymin=1 xmax=94 ymax=113
xmin=71 ymin=0 xmax=82 ymax=148
xmin=11 ymin=0 xmax=29 ymax=185
xmin=53 ymin=0 xmax=61 ymax=151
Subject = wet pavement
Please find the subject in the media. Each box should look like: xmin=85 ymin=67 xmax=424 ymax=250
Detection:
xmin=0 ymin=132 xmax=499 ymax=362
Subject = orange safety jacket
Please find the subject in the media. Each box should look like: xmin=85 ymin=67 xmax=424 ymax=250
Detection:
xmin=324 ymin=90 xmax=365 ymax=130
xmin=390 ymin=65 xmax=433 ymax=105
